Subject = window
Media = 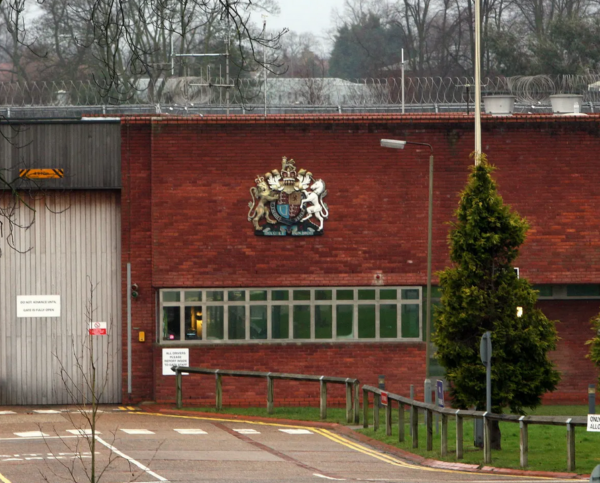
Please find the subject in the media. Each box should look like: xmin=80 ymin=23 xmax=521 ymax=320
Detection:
xmin=159 ymin=287 xmax=422 ymax=343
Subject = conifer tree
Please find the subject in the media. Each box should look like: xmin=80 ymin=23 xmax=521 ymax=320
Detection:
xmin=434 ymin=156 xmax=560 ymax=449
xmin=586 ymin=314 xmax=600 ymax=385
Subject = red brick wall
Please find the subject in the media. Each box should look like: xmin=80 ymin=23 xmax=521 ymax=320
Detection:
xmin=121 ymin=114 xmax=600 ymax=405
xmin=153 ymin=342 xmax=426 ymax=406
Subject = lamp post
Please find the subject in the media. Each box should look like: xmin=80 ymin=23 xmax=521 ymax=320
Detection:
xmin=380 ymin=139 xmax=434 ymax=379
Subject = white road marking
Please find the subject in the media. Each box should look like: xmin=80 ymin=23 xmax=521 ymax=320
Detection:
xmin=174 ymin=429 xmax=207 ymax=434
xmin=66 ymin=429 xmax=101 ymax=435
xmin=233 ymin=429 xmax=260 ymax=434
xmin=313 ymin=474 xmax=346 ymax=481
xmin=32 ymin=410 xmax=61 ymax=414
xmin=14 ymin=431 xmax=49 ymax=438
xmin=119 ymin=429 xmax=155 ymax=435
xmin=0 ymin=411 xmax=16 ymax=415
xmin=95 ymin=436 xmax=167 ymax=482
xmin=279 ymin=429 xmax=313 ymax=435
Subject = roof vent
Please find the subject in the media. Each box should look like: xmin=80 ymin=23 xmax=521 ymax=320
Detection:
xmin=483 ymin=95 xmax=515 ymax=116
xmin=550 ymin=94 xmax=586 ymax=115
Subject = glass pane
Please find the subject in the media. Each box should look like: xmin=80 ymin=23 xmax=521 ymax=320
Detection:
xmin=380 ymin=289 xmax=397 ymax=300
xmin=293 ymin=290 xmax=311 ymax=301
xmin=380 ymin=304 xmax=397 ymax=338
xmin=566 ymin=284 xmax=600 ymax=297
xmin=184 ymin=306 xmax=203 ymax=340
xmin=250 ymin=290 xmax=267 ymax=301
xmin=250 ymin=306 xmax=268 ymax=339
xmin=184 ymin=291 xmax=201 ymax=302
xmin=163 ymin=291 xmax=180 ymax=302
xmin=336 ymin=305 xmax=354 ymax=338
xmin=315 ymin=306 xmax=333 ymax=339
xmin=272 ymin=306 xmax=289 ymax=339
xmin=228 ymin=306 xmax=246 ymax=340
xmin=533 ymin=285 xmax=553 ymax=297
xmin=358 ymin=289 xmax=375 ymax=300
xmin=162 ymin=307 xmax=180 ymax=340
xmin=337 ymin=289 xmax=354 ymax=300
xmin=402 ymin=289 xmax=420 ymax=300
xmin=228 ymin=290 xmax=246 ymax=302
xmin=315 ymin=290 xmax=332 ymax=301
xmin=206 ymin=291 xmax=224 ymax=302
xmin=272 ymin=290 xmax=289 ymax=301
xmin=293 ymin=305 xmax=311 ymax=339
xmin=206 ymin=306 xmax=224 ymax=339
xmin=401 ymin=304 xmax=420 ymax=338
xmin=358 ymin=305 xmax=376 ymax=338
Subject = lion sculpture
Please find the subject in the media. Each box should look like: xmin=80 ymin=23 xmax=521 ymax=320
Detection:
xmin=248 ymin=180 xmax=279 ymax=231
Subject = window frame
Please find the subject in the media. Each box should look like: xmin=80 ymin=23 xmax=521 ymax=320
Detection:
xmin=158 ymin=286 xmax=422 ymax=345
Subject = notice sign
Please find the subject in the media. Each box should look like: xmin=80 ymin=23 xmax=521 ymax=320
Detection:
xmin=588 ymin=414 xmax=600 ymax=431
xmin=380 ymin=391 xmax=389 ymax=406
xmin=437 ymin=380 xmax=445 ymax=408
xmin=89 ymin=322 xmax=107 ymax=336
xmin=17 ymin=295 xmax=61 ymax=318
xmin=162 ymin=348 xmax=189 ymax=376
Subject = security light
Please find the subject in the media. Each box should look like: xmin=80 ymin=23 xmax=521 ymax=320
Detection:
xmin=380 ymin=139 xmax=407 ymax=149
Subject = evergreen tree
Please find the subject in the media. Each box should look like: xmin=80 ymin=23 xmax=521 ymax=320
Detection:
xmin=586 ymin=313 xmax=600 ymax=386
xmin=434 ymin=156 xmax=561 ymax=449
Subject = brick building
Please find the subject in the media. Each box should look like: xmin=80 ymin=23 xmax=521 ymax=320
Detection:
xmin=120 ymin=113 xmax=600 ymax=407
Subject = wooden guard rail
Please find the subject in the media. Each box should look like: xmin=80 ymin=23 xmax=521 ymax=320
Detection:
xmin=362 ymin=385 xmax=588 ymax=471
xmin=173 ymin=366 xmax=360 ymax=423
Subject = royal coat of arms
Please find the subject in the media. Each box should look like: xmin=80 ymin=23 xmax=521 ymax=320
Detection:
xmin=248 ymin=157 xmax=329 ymax=236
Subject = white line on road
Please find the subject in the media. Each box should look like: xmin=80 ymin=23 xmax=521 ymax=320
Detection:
xmin=313 ymin=474 xmax=346 ymax=481
xmin=279 ymin=429 xmax=313 ymax=434
xmin=233 ymin=429 xmax=260 ymax=434
xmin=119 ymin=429 xmax=155 ymax=435
xmin=94 ymin=436 xmax=168 ymax=482
xmin=14 ymin=432 xmax=48 ymax=438
xmin=173 ymin=429 xmax=207 ymax=434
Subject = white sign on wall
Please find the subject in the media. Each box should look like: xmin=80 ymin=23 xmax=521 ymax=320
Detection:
xmin=588 ymin=414 xmax=600 ymax=432
xmin=162 ymin=348 xmax=189 ymax=376
xmin=17 ymin=295 xmax=61 ymax=318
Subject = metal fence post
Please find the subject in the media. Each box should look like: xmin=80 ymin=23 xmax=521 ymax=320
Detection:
xmin=483 ymin=413 xmax=492 ymax=464
xmin=519 ymin=416 xmax=528 ymax=468
xmin=345 ymin=380 xmax=352 ymax=423
xmin=455 ymin=410 xmax=463 ymax=459
xmin=267 ymin=374 xmax=274 ymax=414
xmin=175 ymin=369 xmax=182 ymax=409
xmin=215 ymin=371 xmax=222 ymax=411
xmin=398 ymin=403 xmax=405 ymax=442
xmin=363 ymin=388 xmax=369 ymax=428
xmin=566 ymin=419 xmax=575 ymax=472
xmin=320 ymin=377 xmax=327 ymax=420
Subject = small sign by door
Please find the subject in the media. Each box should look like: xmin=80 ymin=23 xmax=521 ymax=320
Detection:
xmin=89 ymin=322 xmax=107 ymax=336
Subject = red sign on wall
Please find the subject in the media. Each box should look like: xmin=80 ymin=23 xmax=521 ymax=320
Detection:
xmin=89 ymin=322 xmax=107 ymax=336
xmin=381 ymin=391 xmax=389 ymax=406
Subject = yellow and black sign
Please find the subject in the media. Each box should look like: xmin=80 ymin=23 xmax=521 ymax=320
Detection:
xmin=19 ymin=169 xmax=64 ymax=179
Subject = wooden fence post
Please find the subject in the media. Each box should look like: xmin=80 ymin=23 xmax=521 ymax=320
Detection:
xmin=373 ymin=394 xmax=380 ymax=432
xmin=483 ymin=413 xmax=492 ymax=464
xmin=175 ymin=370 xmax=182 ymax=410
xmin=411 ymin=405 xmax=419 ymax=448
xmin=320 ymin=378 xmax=327 ymax=420
xmin=519 ymin=417 xmax=528 ymax=468
xmin=345 ymin=381 xmax=352 ymax=423
xmin=267 ymin=374 xmax=274 ymax=415
xmin=354 ymin=383 xmax=360 ymax=424
xmin=566 ymin=419 xmax=575 ymax=472
xmin=215 ymin=371 xmax=222 ymax=411
xmin=363 ymin=388 xmax=369 ymax=428
xmin=398 ymin=403 xmax=405 ymax=442
xmin=426 ymin=408 xmax=433 ymax=451
xmin=386 ymin=401 xmax=392 ymax=436
xmin=409 ymin=385 xmax=414 ymax=437
xmin=441 ymin=413 xmax=448 ymax=456
xmin=455 ymin=411 xmax=463 ymax=459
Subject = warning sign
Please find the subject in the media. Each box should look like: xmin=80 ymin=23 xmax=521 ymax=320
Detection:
xmin=19 ymin=169 xmax=64 ymax=179
xmin=89 ymin=322 xmax=107 ymax=336
xmin=381 ymin=391 xmax=389 ymax=406
xmin=17 ymin=295 xmax=61 ymax=318
xmin=588 ymin=414 xmax=600 ymax=432
xmin=162 ymin=349 xmax=189 ymax=376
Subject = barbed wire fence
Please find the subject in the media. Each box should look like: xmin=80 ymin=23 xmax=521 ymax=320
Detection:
xmin=1 ymin=74 xmax=600 ymax=115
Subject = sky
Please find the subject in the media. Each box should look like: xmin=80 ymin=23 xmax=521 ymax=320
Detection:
xmin=260 ymin=0 xmax=348 ymax=51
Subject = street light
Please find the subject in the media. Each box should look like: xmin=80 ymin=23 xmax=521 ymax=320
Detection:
xmin=380 ymin=139 xmax=434 ymax=380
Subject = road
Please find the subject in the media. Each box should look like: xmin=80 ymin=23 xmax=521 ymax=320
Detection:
xmin=0 ymin=407 xmax=582 ymax=483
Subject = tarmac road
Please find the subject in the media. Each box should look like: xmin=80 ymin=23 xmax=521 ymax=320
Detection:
xmin=0 ymin=407 xmax=583 ymax=483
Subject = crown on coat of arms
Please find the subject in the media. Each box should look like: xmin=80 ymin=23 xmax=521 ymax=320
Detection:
xmin=255 ymin=174 xmax=265 ymax=185
xmin=281 ymin=157 xmax=297 ymax=186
